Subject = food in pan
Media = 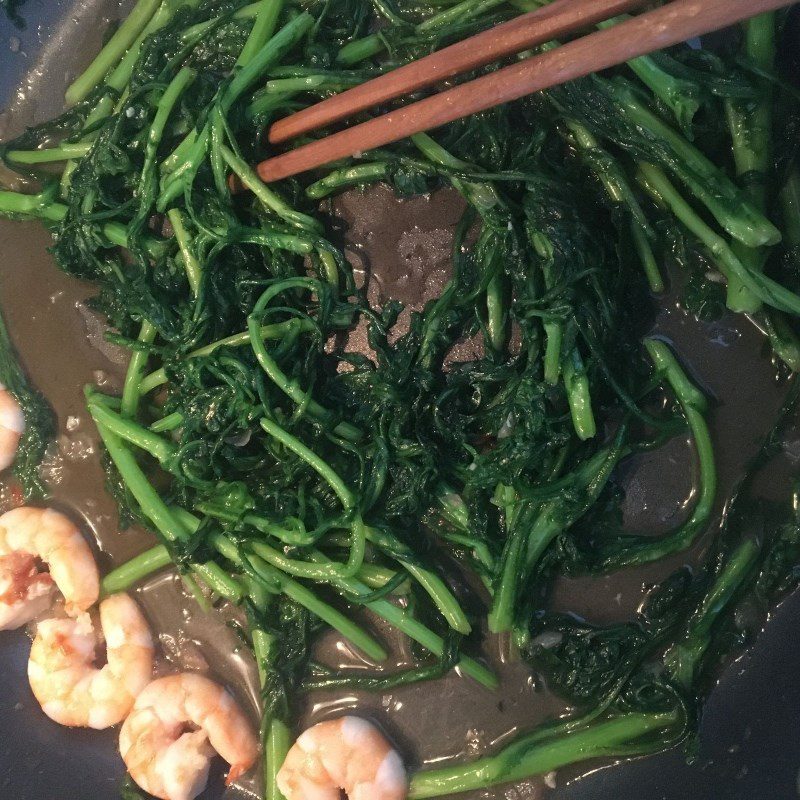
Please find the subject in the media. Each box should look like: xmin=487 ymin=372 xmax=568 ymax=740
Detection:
xmin=0 ymin=0 xmax=799 ymax=798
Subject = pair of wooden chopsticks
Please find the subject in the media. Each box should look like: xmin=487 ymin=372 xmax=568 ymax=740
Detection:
xmin=255 ymin=0 xmax=796 ymax=184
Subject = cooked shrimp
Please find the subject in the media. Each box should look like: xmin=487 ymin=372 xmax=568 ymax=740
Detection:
xmin=28 ymin=592 xmax=154 ymax=728
xmin=277 ymin=716 xmax=408 ymax=800
xmin=0 ymin=383 xmax=24 ymax=472
xmin=0 ymin=506 xmax=99 ymax=629
xmin=120 ymin=673 xmax=259 ymax=800
xmin=0 ymin=550 xmax=54 ymax=629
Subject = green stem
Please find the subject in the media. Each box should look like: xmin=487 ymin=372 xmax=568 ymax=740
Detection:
xmin=562 ymin=348 xmax=596 ymax=440
xmin=564 ymin=119 xmax=661 ymax=291
xmin=87 ymin=398 xmax=176 ymax=466
xmin=364 ymin=527 xmax=471 ymax=635
xmin=259 ymin=417 xmax=354 ymax=510
xmin=762 ymin=311 xmax=800 ymax=373
xmin=306 ymin=163 xmax=389 ymax=199
xmin=167 ymin=209 xmax=202 ymax=296
xmin=486 ymin=275 xmax=506 ymax=351
xmin=65 ymin=0 xmax=162 ymax=105
xmin=232 ymin=547 xmax=387 ymax=661
xmin=220 ymin=144 xmax=322 ymax=233
xmin=411 ymin=132 xmax=499 ymax=215
xmin=252 ymin=626 xmax=289 ymax=800
xmin=121 ymin=320 xmax=157 ymax=419
xmin=665 ymin=539 xmax=759 ymax=688
xmin=636 ymin=164 xmax=800 ymax=315
xmin=613 ymin=79 xmax=780 ymax=249
xmin=102 ymin=545 xmax=171 ymax=593
xmin=597 ymin=17 xmax=700 ymax=133
xmin=0 ymin=191 xmax=163 ymax=257
xmin=87 ymin=411 xmax=188 ymax=544
xmin=630 ymin=218 xmax=665 ymax=293
xmin=408 ymin=711 xmax=682 ymax=798
xmin=157 ymin=13 xmax=313 ymax=210
xmin=308 ymin=551 xmax=496 ymax=688
xmin=724 ymin=12 xmax=775 ymax=312
xmin=6 ymin=143 xmax=93 ymax=164
xmin=415 ymin=0 xmax=506 ymax=33
xmin=236 ymin=0 xmax=284 ymax=67
xmin=336 ymin=34 xmax=385 ymax=65
xmin=102 ymin=541 xmax=242 ymax=600
xmin=598 ymin=339 xmax=716 ymax=569
xmin=139 ymin=318 xmax=314 ymax=395
xmin=248 ymin=282 xmax=362 ymax=441
xmin=780 ymin=167 xmax=800 ymax=247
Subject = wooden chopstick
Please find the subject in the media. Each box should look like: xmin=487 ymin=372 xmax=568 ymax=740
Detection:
xmin=255 ymin=0 xmax=794 ymax=184
xmin=268 ymin=0 xmax=649 ymax=145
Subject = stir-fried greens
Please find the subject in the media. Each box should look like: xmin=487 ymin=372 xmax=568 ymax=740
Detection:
xmin=1 ymin=0 xmax=800 ymax=797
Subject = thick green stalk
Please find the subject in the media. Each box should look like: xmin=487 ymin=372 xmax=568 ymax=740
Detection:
xmin=762 ymin=311 xmax=800 ymax=373
xmin=252 ymin=627 xmax=290 ymax=800
xmin=597 ymin=17 xmax=700 ymax=133
xmin=724 ymin=13 xmax=776 ymax=312
xmin=102 ymin=545 xmax=171 ymax=593
xmin=220 ymin=144 xmax=322 ymax=233
xmin=630 ymin=218 xmax=665 ymax=293
xmin=364 ymin=526 xmax=471 ymax=634
xmin=562 ymin=348 xmax=596 ymax=441
xmin=258 ymin=417 xmax=368 ymax=579
xmin=489 ymin=444 xmax=624 ymax=634
xmin=87 ymin=411 xmax=188 ymax=544
xmin=636 ymin=164 xmax=800 ymax=315
xmin=411 ymin=132 xmax=500 ymax=215
xmin=65 ymin=0 xmax=161 ymax=105
xmin=149 ymin=412 xmax=183 ymax=433
xmin=563 ymin=120 xmax=663 ymax=292
xmin=101 ymin=544 xmax=242 ymax=601
xmin=408 ymin=711 xmax=682 ymax=798
xmin=166 ymin=209 xmax=202 ymax=296
xmin=781 ymin=167 xmax=800 ymax=246
xmin=415 ymin=0 xmax=505 ymax=32
xmin=306 ymin=163 xmax=389 ymax=199
xmin=259 ymin=417 xmax=354 ymax=510
xmin=87 ymin=399 xmax=176 ymax=466
xmin=308 ymin=551 xmax=496 ymax=688
xmin=337 ymin=0 xmax=505 ymax=64
xmin=613 ymin=80 xmax=780 ymax=249
xmin=236 ymin=0 xmax=284 ymax=67
xmin=665 ymin=539 xmax=759 ymax=688
xmin=0 ymin=191 xmax=163 ymax=256
xmin=249 ymin=540 xmax=358 ymax=582
xmin=121 ymin=320 xmax=156 ymax=419
xmin=225 ymin=546 xmax=387 ymax=661
xmin=59 ymin=0 xmax=202 ymax=193
xmin=336 ymin=33 xmax=385 ymax=65
xmin=6 ymin=143 xmax=93 ymax=164
xmin=597 ymin=339 xmax=716 ymax=569
xmin=158 ymin=12 xmax=313 ymax=209
xmin=486 ymin=275 xmax=506 ymax=351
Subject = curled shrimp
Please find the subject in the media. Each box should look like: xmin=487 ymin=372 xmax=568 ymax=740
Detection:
xmin=0 ymin=383 xmax=24 ymax=472
xmin=0 ymin=506 xmax=99 ymax=629
xmin=120 ymin=673 xmax=259 ymax=800
xmin=28 ymin=592 xmax=154 ymax=728
xmin=277 ymin=716 xmax=408 ymax=800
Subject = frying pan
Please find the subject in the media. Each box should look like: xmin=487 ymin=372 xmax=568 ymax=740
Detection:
xmin=1 ymin=2 xmax=800 ymax=798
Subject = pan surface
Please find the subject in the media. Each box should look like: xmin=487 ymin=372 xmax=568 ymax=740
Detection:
xmin=1 ymin=2 xmax=800 ymax=798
